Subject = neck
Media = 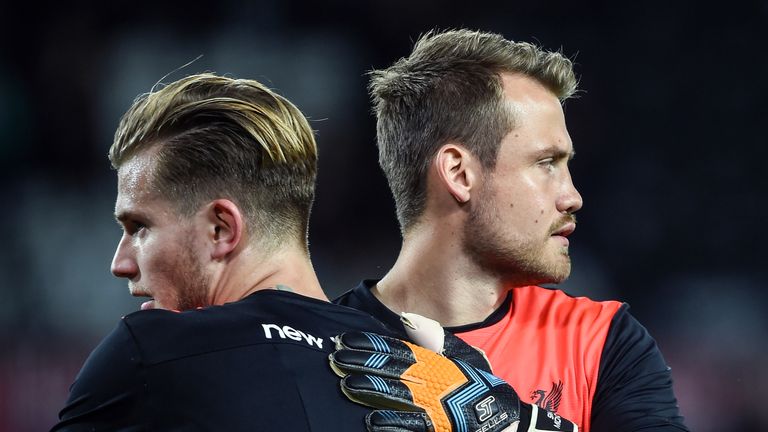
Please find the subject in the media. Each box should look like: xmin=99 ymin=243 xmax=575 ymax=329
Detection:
xmin=210 ymin=242 xmax=327 ymax=305
xmin=374 ymin=223 xmax=509 ymax=327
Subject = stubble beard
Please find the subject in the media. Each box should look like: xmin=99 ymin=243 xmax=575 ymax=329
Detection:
xmin=138 ymin=236 xmax=210 ymax=311
xmin=172 ymin=239 xmax=211 ymax=311
xmin=463 ymin=194 xmax=571 ymax=286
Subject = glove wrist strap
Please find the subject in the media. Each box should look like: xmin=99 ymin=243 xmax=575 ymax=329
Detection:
xmin=525 ymin=404 xmax=578 ymax=432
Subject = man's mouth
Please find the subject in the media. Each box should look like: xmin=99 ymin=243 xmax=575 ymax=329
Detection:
xmin=551 ymin=222 xmax=576 ymax=237
xmin=130 ymin=287 xmax=155 ymax=310
xmin=550 ymin=217 xmax=576 ymax=249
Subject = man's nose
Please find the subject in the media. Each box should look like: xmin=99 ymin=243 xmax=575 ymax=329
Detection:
xmin=111 ymin=235 xmax=138 ymax=279
xmin=558 ymin=174 xmax=583 ymax=215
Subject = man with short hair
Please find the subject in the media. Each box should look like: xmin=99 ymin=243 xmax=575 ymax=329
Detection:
xmin=335 ymin=29 xmax=689 ymax=432
xmin=51 ymin=73 xmax=397 ymax=431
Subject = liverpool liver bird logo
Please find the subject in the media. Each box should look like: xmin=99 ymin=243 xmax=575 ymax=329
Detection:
xmin=530 ymin=380 xmax=563 ymax=412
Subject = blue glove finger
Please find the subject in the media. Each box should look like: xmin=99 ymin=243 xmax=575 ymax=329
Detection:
xmin=336 ymin=332 xmax=418 ymax=361
xmin=341 ymin=374 xmax=420 ymax=411
xmin=330 ymin=347 xmax=415 ymax=379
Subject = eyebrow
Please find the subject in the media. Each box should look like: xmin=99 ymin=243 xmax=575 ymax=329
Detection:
xmin=533 ymin=145 xmax=576 ymax=161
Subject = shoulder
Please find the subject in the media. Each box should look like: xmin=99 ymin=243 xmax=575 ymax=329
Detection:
xmin=598 ymin=305 xmax=673 ymax=378
xmin=122 ymin=289 xmax=391 ymax=364
xmin=54 ymin=320 xmax=146 ymax=429
xmin=70 ymin=319 xmax=142 ymax=388
xmin=120 ymin=299 xmax=258 ymax=364
xmin=513 ymin=285 xmax=623 ymax=330
xmin=592 ymin=305 xmax=690 ymax=431
xmin=332 ymin=279 xmax=377 ymax=308
xmin=332 ymin=280 xmax=406 ymax=335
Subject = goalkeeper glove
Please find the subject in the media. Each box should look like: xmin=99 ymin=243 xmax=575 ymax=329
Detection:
xmin=329 ymin=313 xmax=577 ymax=432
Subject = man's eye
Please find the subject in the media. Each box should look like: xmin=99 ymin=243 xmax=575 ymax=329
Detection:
xmin=538 ymin=158 xmax=556 ymax=171
xmin=125 ymin=221 xmax=147 ymax=235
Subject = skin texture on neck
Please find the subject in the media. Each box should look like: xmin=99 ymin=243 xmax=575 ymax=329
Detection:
xmin=370 ymin=145 xmax=508 ymax=327
xmin=209 ymin=240 xmax=327 ymax=304
xmin=374 ymin=225 xmax=509 ymax=327
xmin=372 ymin=128 xmax=508 ymax=327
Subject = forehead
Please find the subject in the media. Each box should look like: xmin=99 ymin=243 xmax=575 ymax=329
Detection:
xmin=500 ymin=72 xmax=561 ymax=108
xmin=499 ymin=73 xmax=573 ymax=154
xmin=118 ymin=151 xmax=153 ymax=188
xmin=114 ymin=153 xmax=165 ymax=215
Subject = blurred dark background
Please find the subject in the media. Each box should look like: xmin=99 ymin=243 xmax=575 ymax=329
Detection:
xmin=1 ymin=1 xmax=766 ymax=430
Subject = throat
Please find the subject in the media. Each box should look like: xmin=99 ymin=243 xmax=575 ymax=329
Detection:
xmin=373 ymin=281 xmax=506 ymax=328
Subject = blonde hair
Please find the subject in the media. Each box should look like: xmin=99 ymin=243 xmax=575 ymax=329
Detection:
xmin=110 ymin=73 xmax=318 ymax=246
xmin=370 ymin=29 xmax=578 ymax=232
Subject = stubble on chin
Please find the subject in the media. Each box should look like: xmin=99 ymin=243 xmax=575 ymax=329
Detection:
xmin=463 ymin=205 xmax=571 ymax=287
xmin=549 ymin=255 xmax=571 ymax=284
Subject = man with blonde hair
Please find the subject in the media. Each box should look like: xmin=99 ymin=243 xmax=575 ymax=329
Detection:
xmin=335 ymin=29 xmax=689 ymax=431
xmin=51 ymin=73 xmax=399 ymax=430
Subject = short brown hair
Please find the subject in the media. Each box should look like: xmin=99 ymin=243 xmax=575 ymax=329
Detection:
xmin=110 ymin=73 xmax=318 ymax=248
xmin=370 ymin=29 xmax=578 ymax=233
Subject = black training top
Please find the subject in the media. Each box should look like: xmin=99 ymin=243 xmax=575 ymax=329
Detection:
xmin=52 ymin=289 xmax=391 ymax=431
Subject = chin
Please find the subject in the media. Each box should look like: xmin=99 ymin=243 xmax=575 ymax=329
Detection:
xmin=550 ymin=264 xmax=572 ymax=284
xmin=549 ymin=273 xmax=570 ymax=284
xmin=537 ymin=257 xmax=571 ymax=284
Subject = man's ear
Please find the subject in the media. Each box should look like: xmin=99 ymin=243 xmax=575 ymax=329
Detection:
xmin=434 ymin=144 xmax=478 ymax=203
xmin=205 ymin=199 xmax=244 ymax=260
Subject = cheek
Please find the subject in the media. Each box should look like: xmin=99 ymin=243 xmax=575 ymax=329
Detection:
xmin=517 ymin=179 xmax=554 ymax=219
xmin=501 ymin=196 xmax=544 ymax=226
xmin=136 ymin=239 xmax=176 ymax=278
xmin=488 ymin=175 xmax=550 ymax=229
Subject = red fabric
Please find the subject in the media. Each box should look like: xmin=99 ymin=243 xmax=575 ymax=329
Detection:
xmin=455 ymin=286 xmax=621 ymax=432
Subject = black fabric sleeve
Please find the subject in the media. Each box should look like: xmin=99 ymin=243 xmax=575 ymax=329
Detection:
xmin=591 ymin=305 xmax=689 ymax=432
xmin=51 ymin=320 xmax=148 ymax=431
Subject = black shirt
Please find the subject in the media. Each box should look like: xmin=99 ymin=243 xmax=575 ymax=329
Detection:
xmin=53 ymin=289 xmax=391 ymax=431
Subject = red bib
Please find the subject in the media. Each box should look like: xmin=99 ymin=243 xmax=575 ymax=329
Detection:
xmin=456 ymin=286 xmax=621 ymax=432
